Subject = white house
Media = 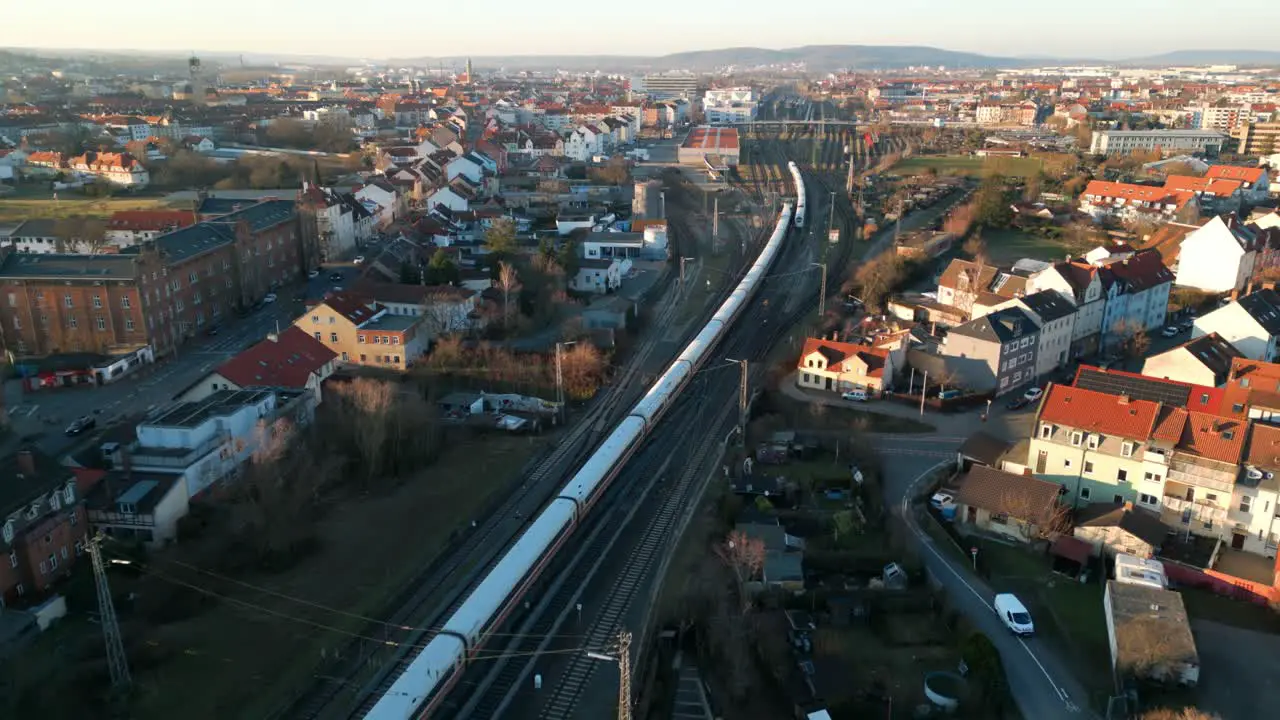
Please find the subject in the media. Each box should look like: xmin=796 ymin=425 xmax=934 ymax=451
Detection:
xmin=426 ymin=185 xmax=469 ymax=213
xmin=1097 ymin=249 xmax=1174 ymax=352
xmin=570 ymin=258 xmax=622 ymax=294
xmin=300 ymin=183 xmax=358 ymax=260
xmin=1029 ymin=259 xmax=1106 ymax=359
xmin=355 ymin=178 xmax=400 ymax=227
xmin=68 ymin=151 xmax=149 ymax=187
xmin=1192 ymin=289 xmax=1280 ymax=362
xmin=87 ymin=472 xmax=190 ymax=547
xmin=1141 ymin=332 xmax=1242 ymax=387
xmin=1175 ymin=215 xmax=1259 ymax=293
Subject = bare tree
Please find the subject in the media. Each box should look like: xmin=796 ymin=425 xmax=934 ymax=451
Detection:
xmin=497 ymin=261 xmax=520 ymax=327
xmin=715 ymin=530 xmax=765 ymax=612
xmin=850 ymin=250 xmax=907 ymax=310
xmin=994 ymin=490 xmax=1072 ymax=543
xmin=1110 ymin=319 xmax=1150 ymax=360
xmin=330 ymin=378 xmax=395 ymax=486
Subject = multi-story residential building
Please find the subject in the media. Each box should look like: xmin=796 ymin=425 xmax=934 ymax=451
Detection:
xmin=982 ymin=290 xmax=1078 ymax=378
xmin=1 ymin=449 xmax=87 ymax=604
xmin=795 ymin=337 xmax=895 ymax=394
xmin=297 ymin=292 xmax=427 ymax=371
xmin=1089 ymin=129 xmax=1227 ymax=156
xmin=1231 ymin=122 xmax=1280 ymax=157
xmin=1029 ymin=260 xmax=1106 ymax=358
xmin=1141 ymin=406 xmax=1246 ymax=543
xmin=1175 ymin=214 xmax=1260 ymax=293
xmin=633 ymin=72 xmax=699 ymax=100
xmin=0 ymin=200 xmax=299 ymax=359
xmin=1097 ymin=249 xmax=1174 ymax=351
xmin=1030 ymin=383 xmax=1160 ymax=508
xmin=1142 ymin=333 xmax=1243 ymax=387
xmin=1222 ymin=357 xmax=1280 ymax=421
xmin=1162 ymin=175 xmax=1244 ymax=215
xmin=941 ymin=306 xmax=1040 ymax=396
xmin=110 ymin=388 xmax=316 ymax=501
xmin=1235 ymin=422 xmax=1280 ymax=555
xmin=1204 ymin=165 xmax=1272 ymax=203
xmin=68 ymin=151 xmax=149 ymax=187
xmin=1078 ymin=181 xmax=1197 ymax=223
xmin=1189 ymin=104 xmax=1246 ymax=132
xmin=297 ymin=183 xmax=373 ymax=262
xmin=175 ymin=326 xmax=337 ymax=405
xmin=85 ymin=471 xmax=189 ymax=548
xmin=1192 ymin=288 xmax=1280 ymax=362
xmin=104 ymin=210 xmax=198 ymax=249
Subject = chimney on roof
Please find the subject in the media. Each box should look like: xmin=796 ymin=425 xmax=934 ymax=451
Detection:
xmin=1118 ymin=394 xmax=1130 ymax=404
xmin=17 ymin=449 xmax=36 ymax=476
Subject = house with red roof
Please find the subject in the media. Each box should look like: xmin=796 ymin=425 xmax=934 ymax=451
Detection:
xmin=1204 ymin=165 xmax=1271 ymax=203
xmin=1079 ymin=180 xmax=1197 ymax=224
xmin=796 ymin=337 xmax=894 ymax=394
xmin=175 ymin=326 xmax=337 ymax=404
xmin=105 ymin=209 xmax=198 ymax=248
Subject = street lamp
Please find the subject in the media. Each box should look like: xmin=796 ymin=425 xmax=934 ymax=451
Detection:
xmin=679 ymin=256 xmax=695 ymax=292
xmin=555 ymin=340 xmax=578 ymax=423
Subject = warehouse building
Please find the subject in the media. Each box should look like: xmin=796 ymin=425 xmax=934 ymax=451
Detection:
xmin=1090 ymin=129 xmax=1227 ymax=156
xmin=678 ymin=126 xmax=740 ymax=167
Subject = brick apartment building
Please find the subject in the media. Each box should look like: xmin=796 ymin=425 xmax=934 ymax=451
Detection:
xmin=1 ymin=449 xmax=88 ymax=605
xmin=0 ymin=200 xmax=299 ymax=359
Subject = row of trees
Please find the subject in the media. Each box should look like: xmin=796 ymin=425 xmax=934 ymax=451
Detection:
xmin=261 ymin=118 xmax=357 ymax=154
xmin=418 ymin=337 xmax=608 ymax=401
xmin=150 ymin=150 xmax=331 ymax=190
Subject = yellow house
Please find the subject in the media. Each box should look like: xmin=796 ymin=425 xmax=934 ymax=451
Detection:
xmin=796 ymin=337 xmax=893 ymax=394
xmin=296 ymin=292 xmax=428 ymax=372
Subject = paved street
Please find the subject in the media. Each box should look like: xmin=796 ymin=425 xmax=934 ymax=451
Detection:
xmin=3 ymin=299 xmax=300 ymax=457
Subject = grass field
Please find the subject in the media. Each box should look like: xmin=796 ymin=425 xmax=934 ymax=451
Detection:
xmin=982 ymin=227 xmax=1071 ymax=264
xmin=0 ymin=196 xmax=173 ymax=224
xmin=888 ymin=155 xmax=1042 ymax=178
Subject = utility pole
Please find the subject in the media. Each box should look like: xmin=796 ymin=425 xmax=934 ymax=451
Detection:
xmin=89 ymin=537 xmax=131 ymax=691
xmin=726 ymin=358 xmax=750 ymax=440
xmin=712 ymin=196 xmax=719 ymax=242
xmin=616 ymin=631 xmax=633 ymax=720
xmin=895 ymin=195 xmax=904 ymax=244
xmin=811 ymin=263 xmax=827 ymax=317
xmin=827 ymin=190 xmax=835 ymax=238
xmin=659 ymin=191 xmax=666 ymax=220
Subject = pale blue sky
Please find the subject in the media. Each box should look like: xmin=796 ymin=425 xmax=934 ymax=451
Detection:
xmin=0 ymin=0 xmax=1272 ymax=60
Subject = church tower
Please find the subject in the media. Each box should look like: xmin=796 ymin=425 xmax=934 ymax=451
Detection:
xmin=465 ymin=58 xmax=473 ymax=84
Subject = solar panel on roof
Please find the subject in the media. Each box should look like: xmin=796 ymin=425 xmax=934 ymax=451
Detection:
xmin=117 ymin=480 xmax=159 ymax=505
xmin=1074 ymin=368 xmax=1191 ymax=407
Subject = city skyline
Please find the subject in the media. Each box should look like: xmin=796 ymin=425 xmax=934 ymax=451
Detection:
xmin=1 ymin=0 xmax=1278 ymax=62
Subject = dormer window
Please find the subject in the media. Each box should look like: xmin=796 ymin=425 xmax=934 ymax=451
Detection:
xmin=118 ymin=502 xmax=137 ymax=516
xmin=51 ymin=494 xmax=61 ymax=511
xmin=1087 ymin=434 xmax=1101 ymax=450
xmin=26 ymin=503 xmax=39 ymax=519
xmin=1071 ymin=431 xmax=1083 ymax=447
xmin=64 ymin=482 xmax=74 ymax=504
xmin=1121 ymin=441 xmax=1135 ymax=458
xmin=1039 ymin=423 xmax=1053 ymax=439
xmin=2 ymin=521 xmax=12 ymax=544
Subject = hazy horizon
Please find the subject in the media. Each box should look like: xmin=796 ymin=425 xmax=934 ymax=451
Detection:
xmin=2 ymin=0 xmax=1277 ymax=62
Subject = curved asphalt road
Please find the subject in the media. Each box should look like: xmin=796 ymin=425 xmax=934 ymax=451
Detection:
xmin=877 ymin=439 xmax=1099 ymax=720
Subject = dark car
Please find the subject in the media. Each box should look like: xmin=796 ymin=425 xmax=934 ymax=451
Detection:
xmin=1006 ymin=396 xmax=1031 ymax=411
xmin=65 ymin=416 xmax=96 ymax=437
xmin=205 ymin=325 xmax=221 ymax=336
xmin=328 ymin=272 xmax=344 ymax=282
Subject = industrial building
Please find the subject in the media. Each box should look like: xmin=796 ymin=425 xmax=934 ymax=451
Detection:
xmin=632 ymin=72 xmax=699 ymax=100
xmin=678 ymin=126 xmax=740 ymax=167
xmin=1089 ymin=129 xmax=1227 ymax=156
xmin=703 ymin=87 xmax=758 ymax=124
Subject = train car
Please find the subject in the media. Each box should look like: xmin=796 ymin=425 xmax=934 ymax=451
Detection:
xmin=364 ymin=199 xmax=799 ymax=720
xmin=789 ymin=161 xmax=807 ymax=229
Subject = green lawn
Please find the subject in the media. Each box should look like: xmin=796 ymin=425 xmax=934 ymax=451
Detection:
xmin=0 ymin=196 xmax=174 ymax=223
xmin=982 ymin=227 xmax=1072 ymax=264
xmin=887 ymin=155 xmax=1042 ymax=178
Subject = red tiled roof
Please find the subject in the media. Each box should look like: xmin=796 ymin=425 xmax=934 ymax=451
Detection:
xmin=1163 ymin=175 xmax=1243 ymax=197
xmin=800 ymin=337 xmax=889 ymax=377
xmin=215 ymin=327 xmax=336 ymax=389
xmin=317 ymin=292 xmax=379 ymax=325
xmin=1177 ymin=411 xmax=1247 ymax=464
xmin=1083 ymin=180 xmax=1194 ymax=209
xmin=1037 ymin=384 xmax=1160 ymax=440
xmin=1245 ymin=422 xmax=1280 ymax=472
xmin=1221 ymin=357 xmax=1280 ymax=416
xmin=106 ymin=210 xmax=197 ymax=232
xmin=1205 ymin=165 xmax=1266 ymax=185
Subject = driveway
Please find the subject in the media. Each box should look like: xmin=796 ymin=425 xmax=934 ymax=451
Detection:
xmin=1191 ymin=619 xmax=1280 ymax=720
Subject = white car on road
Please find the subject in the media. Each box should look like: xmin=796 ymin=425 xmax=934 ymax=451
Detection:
xmin=262 ymin=293 xmax=277 ymax=304
xmin=994 ymin=593 xmax=1035 ymax=636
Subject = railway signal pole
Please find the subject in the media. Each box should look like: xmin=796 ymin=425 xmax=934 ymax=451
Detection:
xmin=811 ymin=263 xmax=827 ymax=318
xmin=89 ymin=536 xmax=131 ymax=691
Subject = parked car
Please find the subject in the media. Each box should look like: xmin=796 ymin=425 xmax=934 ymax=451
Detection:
xmin=65 ymin=416 xmax=96 ymax=437
xmin=994 ymin=593 xmax=1035 ymax=636
xmin=1006 ymin=396 xmax=1031 ymax=411
xmin=930 ymin=491 xmax=955 ymax=510
xmin=841 ymin=389 xmax=869 ymax=402
xmin=308 ymin=269 xmax=320 ymax=279
xmin=938 ymin=389 xmax=963 ymax=401
xmin=1178 ymin=317 xmax=1195 ymax=331
xmin=1023 ymin=387 xmax=1043 ymax=403
xmin=329 ymin=272 xmax=344 ymax=282
xmin=263 ymin=293 xmax=277 ymax=304
xmin=1160 ymin=326 xmax=1179 ymax=338
xmin=353 ymin=255 xmax=366 ymax=265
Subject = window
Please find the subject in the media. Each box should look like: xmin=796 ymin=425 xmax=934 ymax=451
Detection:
xmin=1206 ymin=493 xmax=1218 ymax=503
xmin=60 ymin=546 xmax=68 ymax=560
xmin=328 ymin=315 xmax=335 ymax=325
xmin=312 ymin=315 xmax=320 ymax=324
xmin=96 ymin=317 xmax=106 ymax=331
xmin=1120 ymin=441 xmax=1134 ymax=458
xmin=341 ymin=351 xmax=349 ymax=362
xmin=361 ymin=354 xmax=368 ymax=362
xmin=1080 ymin=487 xmax=1092 ymax=500
xmin=1181 ymin=508 xmax=1193 ymax=525
xmin=122 ymin=295 xmax=131 ymax=308
xmin=330 ymin=332 xmax=339 ymax=343
xmin=69 ymin=511 xmax=77 ymax=527
xmin=16 ymin=584 xmax=24 ymax=597
xmin=51 ymin=494 xmax=60 ymax=511
xmin=1117 ymin=469 xmax=1128 ymax=483
xmin=1087 ymin=434 xmax=1101 ymax=450
xmin=1139 ymin=493 xmax=1158 ymax=505
xmin=990 ymin=512 xmax=1009 ymax=525
xmin=391 ymin=336 xmax=400 ymax=345
xmin=11 ymin=317 xmax=19 ymax=331
xmin=1071 ymin=431 xmax=1083 ymax=447
xmin=1113 ymin=495 xmax=1124 ymax=504
xmin=1040 ymin=424 xmax=1052 ymax=439
xmin=126 ymin=319 xmax=135 ymax=331
xmin=314 ymin=332 xmax=322 ymax=342
xmin=1233 ymin=403 xmax=1245 ymax=414
xmin=1063 ymin=459 xmax=1073 ymax=469
xmin=358 ymin=334 xmax=366 ymax=344
xmin=7 ymin=550 xmax=15 ymax=568
xmin=1203 ymin=519 xmax=1213 ymax=530
xmin=5 ymin=292 xmax=14 ymax=307
xmin=189 ymin=271 xmax=198 ymax=283
xmin=64 ymin=294 xmax=73 ymax=308
xmin=1084 ymin=461 xmax=1094 ymax=474
xmin=92 ymin=294 xmax=102 ymax=308
xmin=1241 ymin=496 xmax=1252 ymax=513
xmin=393 ymin=356 xmax=400 ymax=364
xmin=68 ymin=316 xmax=77 ymax=329
xmin=1144 ymin=471 xmax=1161 ymax=483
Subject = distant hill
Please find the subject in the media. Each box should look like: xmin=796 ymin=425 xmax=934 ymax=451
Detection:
xmin=1122 ymin=49 xmax=1280 ymax=67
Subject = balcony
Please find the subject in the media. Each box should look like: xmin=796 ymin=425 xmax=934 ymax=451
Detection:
xmin=129 ymin=432 xmax=229 ymax=470
xmin=87 ymin=510 xmax=156 ymax=528
xmin=1166 ymin=456 xmax=1236 ymax=495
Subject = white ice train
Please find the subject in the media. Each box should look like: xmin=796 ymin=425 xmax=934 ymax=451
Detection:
xmin=789 ymin=161 xmax=806 ymax=228
xmin=364 ymin=197 xmax=802 ymax=720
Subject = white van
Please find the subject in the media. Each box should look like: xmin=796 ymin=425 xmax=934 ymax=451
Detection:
xmin=994 ymin=593 xmax=1034 ymax=636
xmin=841 ymin=389 xmax=869 ymax=402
